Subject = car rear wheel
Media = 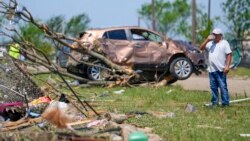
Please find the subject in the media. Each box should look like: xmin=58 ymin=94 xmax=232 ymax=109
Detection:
xmin=170 ymin=57 xmax=193 ymax=80
xmin=87 ymin=61 xmax=109 ymax=81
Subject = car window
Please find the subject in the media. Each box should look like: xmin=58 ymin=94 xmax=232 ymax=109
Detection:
xmin=148 ymin=33 xmax=162 ymax=42
xmin=132 ymin=33 xmax=146 ymax=40
xmin=131 ymin=29 xmax=163 ymax=42
xmin=103 ymin=32 xmax=109 ymax=39
xmin=103 ymin=29 xmax=127 ymax=40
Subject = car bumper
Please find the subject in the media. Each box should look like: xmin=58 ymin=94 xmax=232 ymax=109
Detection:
xmin=187 ymin=52 xmax=207 ymax=69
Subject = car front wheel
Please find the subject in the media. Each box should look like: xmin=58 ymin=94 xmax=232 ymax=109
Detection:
xmin=170 ymin=57 xmax=193 ymax=80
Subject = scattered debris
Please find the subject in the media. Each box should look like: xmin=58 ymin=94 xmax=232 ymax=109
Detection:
xmin=197 ymin=125 xmax=223 ymax=130
xmin=110 ymin=133 xmax=123 ymax=141
xmin=106 ymin=113 xmax=128 ymax=124
xmin=240 ymin=134 xmax=250 ymax=137
xmin=129 ymin=131 xmax=148 ymax=141
xmin=166 ymin=89 xmax=173 ymax=94
xmin=126 ymin=111 xmax=149 ymax=117
xmin=68 ymin=80 xmax=80 ymax=86
xmin=185 ymin=104 xmax=197 ymax=113
xmin=148 ymin=111 xmax=175 ymax=119
xmin=41 ymin=100 xmax=79 ymax=129
xmin=121 ymin=124 xmax=161 ymax=141
xmin=165 ymin=112 xmax=176 ymax=118
xmin=0 ymin=102 xmax=25 ymax=121
xmin=86 ymin=119 xmax=108 ymax=128
xmin=113 ymin=89 xmax=125 ymax=95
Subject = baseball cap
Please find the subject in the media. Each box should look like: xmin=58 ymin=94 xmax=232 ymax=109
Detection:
xmin=212 ymin=28 xmax=223 ymax=35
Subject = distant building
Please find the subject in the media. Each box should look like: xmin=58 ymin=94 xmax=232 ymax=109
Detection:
xmin=241 ymin=31 xmax=250 ymax=66
xmin=242 ymin=43 xmax=250 ymax=66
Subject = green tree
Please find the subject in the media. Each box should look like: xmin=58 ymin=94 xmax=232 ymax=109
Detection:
xmin=47 ymin=13 xmax=90 ymax=37
xmin=190 ymin=9 xmax=216 ymax=44
xmin=64 ymin=13 xmax=90 ymax=37
xmin=17 ymin=13 xmax=90 ymax=55
xmin=138 ymin=0 xmax=218 ymax=44
xmin=222 ymin=0 xmax=250 ymax=40
xmin=138 ymin=0 xmax=190 ymax=36
xmin=46 ymin=15 xmax=65 ymax=33
xmin=19 ymin=22 xmax=54 ymax=55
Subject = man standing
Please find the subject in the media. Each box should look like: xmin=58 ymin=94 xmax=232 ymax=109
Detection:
xmin=200 ymin=28 xmax=232 ymax=107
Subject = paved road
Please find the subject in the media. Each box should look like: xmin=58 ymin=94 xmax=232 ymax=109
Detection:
xmin=174 ymin=75 xmax=250 ymax=96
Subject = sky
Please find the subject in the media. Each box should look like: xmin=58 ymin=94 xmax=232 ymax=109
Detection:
xmin=16 ymin=0 xmax=227 ymax=38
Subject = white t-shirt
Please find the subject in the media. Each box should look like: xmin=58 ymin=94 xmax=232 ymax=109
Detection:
xmin=206 ymin=40 xmax=232 ymax=72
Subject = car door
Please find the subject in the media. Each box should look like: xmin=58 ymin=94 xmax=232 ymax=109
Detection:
xmin=101 ymin=29 xmax=133 ymax=65
xmin=130 ymin=29 xmax=167 ymax=65
xmin=146 ymin=32 xmax=168 ymax=64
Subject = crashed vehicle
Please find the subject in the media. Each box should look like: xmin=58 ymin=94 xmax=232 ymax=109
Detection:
xmin=64 ymin=26 xmax=206 ymax=83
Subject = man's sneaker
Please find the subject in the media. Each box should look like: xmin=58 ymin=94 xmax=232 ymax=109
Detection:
xmin=206 ymin=103 xmax=218 ymax=109
xmin=221 ymin=104 xmax=230 ymax=108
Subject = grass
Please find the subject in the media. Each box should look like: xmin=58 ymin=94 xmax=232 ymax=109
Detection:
xmin=64 ymin=85 xmax=250 ymax=141
xmin=229 ymin=67 xmax=250 ymax=78
xmin=31 ymin=73 xmax=250 ymax=140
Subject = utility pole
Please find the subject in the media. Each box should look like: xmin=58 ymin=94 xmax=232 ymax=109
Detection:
xmin=152 ymin=0 xmax=156 ymax=31
xmin=192 ymin=0 xmax=197 ymax=45
xmin=138 ymin=16 xmax=140 ymax=27
xmin=208 ymin=0 xmax=211 ymax=23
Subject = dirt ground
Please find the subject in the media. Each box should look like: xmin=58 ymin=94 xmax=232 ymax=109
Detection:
xmin=174 ymin=74 xmax=250 ymax=96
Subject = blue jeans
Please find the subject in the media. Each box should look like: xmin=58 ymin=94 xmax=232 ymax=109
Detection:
xmin=209 ymin=71 xmax=230 ymax=106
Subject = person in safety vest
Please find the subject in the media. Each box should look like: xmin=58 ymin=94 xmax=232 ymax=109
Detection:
xmin=8 ymin=43 xmax=27 ymax=71
xmin=8 ymin=43 xmax=21 ymax=59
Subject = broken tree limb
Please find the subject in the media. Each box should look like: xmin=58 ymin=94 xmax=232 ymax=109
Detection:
xmin=13 ymin=1 xmax=135 ymax=76
xmin=1 ymin=0 xmax=139 ymax=88
xmin=0 ymin=84 xmax=24 ymax=98
xmin=0 ymin=117 xmax=44 ymax=131
xmin=32 ymin=48 xmax=97 ymax=116
xmin=54 ymin=65 xmax=100 ymax=117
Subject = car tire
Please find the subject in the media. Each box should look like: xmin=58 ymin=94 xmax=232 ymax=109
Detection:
xmin=169 ymin=57 xmax=193 ymax=80
xmin=87 ymin=61 xmax=109 ymax=81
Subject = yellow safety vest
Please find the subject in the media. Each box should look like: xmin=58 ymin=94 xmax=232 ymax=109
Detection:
xmin=8 ymin=43 xmax=20 ymax=59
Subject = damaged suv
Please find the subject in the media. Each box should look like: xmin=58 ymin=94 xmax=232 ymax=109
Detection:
xmin=65 ymin=26 xmax=206 ymax=83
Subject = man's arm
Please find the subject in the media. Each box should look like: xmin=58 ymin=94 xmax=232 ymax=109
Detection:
xmin=200 ymin=35 xmax=214 ymax=51
xmin=200 ymin=39 xmax=209 ymax=51
xmin=224 ymin=53 xmax=232 ymax=74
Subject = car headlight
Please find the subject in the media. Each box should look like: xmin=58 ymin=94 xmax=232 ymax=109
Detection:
xmin=190 ymin=49 xmax=201 ymax=53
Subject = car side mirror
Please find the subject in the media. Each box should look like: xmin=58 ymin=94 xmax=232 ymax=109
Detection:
xmin=161 ymin=41 xmax=168 ymax=49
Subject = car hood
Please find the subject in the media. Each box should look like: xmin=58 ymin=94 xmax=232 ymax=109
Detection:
xmin=165 ymin=39 xmax=186 ymax=54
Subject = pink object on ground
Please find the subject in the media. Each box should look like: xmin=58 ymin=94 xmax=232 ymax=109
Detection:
xmin=0 ymin=102 xmax=24 ymax=112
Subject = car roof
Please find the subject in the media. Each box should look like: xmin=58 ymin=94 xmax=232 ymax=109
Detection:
xmin=85 ymin=26 xmax=164 ymax=38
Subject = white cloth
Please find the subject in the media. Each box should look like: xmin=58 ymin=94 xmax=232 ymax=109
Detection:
xmin=206 ymin=40 xmax=232 ymax=72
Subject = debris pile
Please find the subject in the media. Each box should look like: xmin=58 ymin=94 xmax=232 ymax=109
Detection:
xmin=0 ymin=55 xmax=45 ymax=123
xmin=0 ymin=55 xmax=162 ymax=141
xmin=0 ymin=55 xmax=44 ymax=103
xmin=0 ymin=95 xmax=162 ymax=140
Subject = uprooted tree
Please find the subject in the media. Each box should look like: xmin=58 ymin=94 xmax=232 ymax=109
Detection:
xmin=0 ymin=0 xmax=177 ymax=88
xmin=0 ymin=0 xmax=136 ymax=85
xmin=0 ymin=0 xmax=122 ymax=117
